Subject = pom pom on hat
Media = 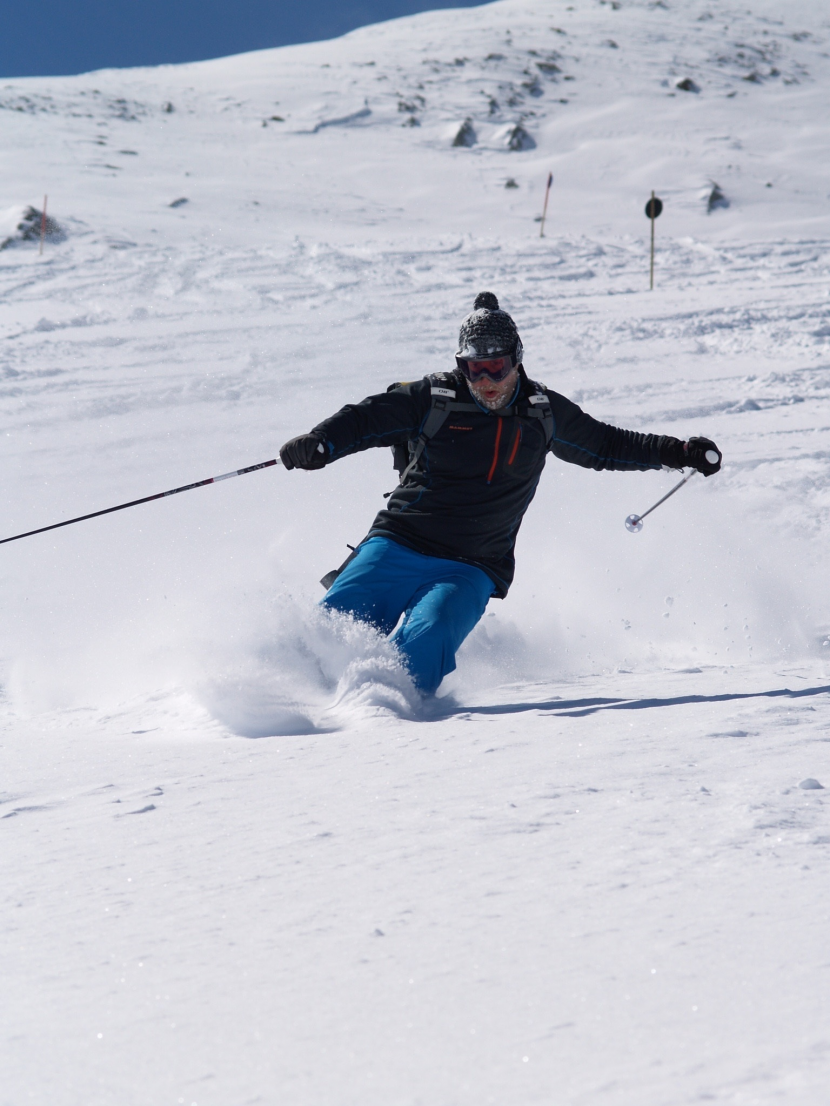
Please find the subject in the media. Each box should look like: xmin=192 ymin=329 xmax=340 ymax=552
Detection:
xmin=473 ymin=291 xmax=500 ymax=311
xmin=457 ymin=291 xmax=522 ymax=362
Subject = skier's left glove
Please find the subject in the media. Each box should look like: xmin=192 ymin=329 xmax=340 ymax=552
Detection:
xmin=684 ymin=436 xmax=722 ymax=477
xmin=658 ymin=435 xmax=722 ymax=476
xmin=280 ymin=431 xmax=328 ymax=470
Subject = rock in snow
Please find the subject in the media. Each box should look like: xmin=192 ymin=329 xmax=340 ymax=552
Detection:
xmin=707 ymin=183 xmax=730 ymax=212
xmin=0 ymin=204 xmax=64 ymax=249
xmin=504 ymin=122 xmax=536 ymax=151
xmin=451 ymin=118 xmax=477 ymax=147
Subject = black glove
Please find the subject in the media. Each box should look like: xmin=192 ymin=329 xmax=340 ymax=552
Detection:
xmin=658 ymin=435 xmax=722 ymax=476
xmin=279 ymin=432 xmax=327 ymax=470
xmin=685 ymin=436 xmax=722 ymax=476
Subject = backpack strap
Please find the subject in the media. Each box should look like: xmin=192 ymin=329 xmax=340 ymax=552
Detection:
xmin=396 ymin=376 xmax=553 ymax=485
xmin=493 ymin=385 xmax=553 ymax=446
xmin=518 ymin=382 xmax=554 ymax=447
xmin=398 ymin=383 xmax=480 ymax=483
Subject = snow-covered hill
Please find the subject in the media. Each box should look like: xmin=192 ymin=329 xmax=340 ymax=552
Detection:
xmin=2 ymin=1 xmax=830 ymax=1102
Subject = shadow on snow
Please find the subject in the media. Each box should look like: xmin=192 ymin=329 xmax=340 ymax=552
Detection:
xmin=450 ymin=683 xmax=830 ymax=720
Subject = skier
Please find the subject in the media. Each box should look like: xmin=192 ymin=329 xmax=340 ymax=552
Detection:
xmin=280 ymin=292 xmax=721 ymax=696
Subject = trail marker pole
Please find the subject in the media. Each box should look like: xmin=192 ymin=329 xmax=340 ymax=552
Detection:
xmin=39 ymin=195 xmax=47 ymax=255
xmin=0 ymin=458 xmax=281 ymax=547
xmin=539 ymin=172 xmax=553 ymax=237
xmin=645 ymin=191 xmax=663 ymax=289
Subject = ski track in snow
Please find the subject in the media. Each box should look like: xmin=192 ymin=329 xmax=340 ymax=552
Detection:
xmin=1 ymin=0 xmax=830 ymax=1102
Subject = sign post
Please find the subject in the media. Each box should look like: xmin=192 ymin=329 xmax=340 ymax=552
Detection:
xmin=644 ymin=191 xmax=663 ymax=289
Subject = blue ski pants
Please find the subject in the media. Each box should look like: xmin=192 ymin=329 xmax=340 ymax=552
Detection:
xmin=320 ymin=536 xmax=494 ymax=695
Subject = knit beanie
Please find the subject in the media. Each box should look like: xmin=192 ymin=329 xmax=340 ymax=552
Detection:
xmin=456 ymin=291 xmax=523 ymax=363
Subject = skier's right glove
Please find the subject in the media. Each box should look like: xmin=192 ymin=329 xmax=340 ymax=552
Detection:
xmin=279 ymin=432 xmax=328 ymax=470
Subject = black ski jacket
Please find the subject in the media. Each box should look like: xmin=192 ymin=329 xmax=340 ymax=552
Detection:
xmin=312 ymin=368 xmax=674 ymax=597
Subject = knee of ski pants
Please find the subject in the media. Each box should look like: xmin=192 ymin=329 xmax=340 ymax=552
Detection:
xmin=320 ymin=535 xmax=490 ymax=636
xmin=320 ymin=537 xmax=415 ymax=635
xmin=391 ymin=573 xmax=493 ymax=695
xmin=319 ymin=536 xmax=494 ymax=693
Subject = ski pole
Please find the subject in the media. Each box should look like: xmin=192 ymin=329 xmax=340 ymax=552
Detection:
xmin=0 ymin=458 xmax=281 ymax=547
xmin=624 ymin=449 xmax=719 ymax=532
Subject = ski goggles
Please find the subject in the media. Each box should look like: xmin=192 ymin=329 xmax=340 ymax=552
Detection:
xmin=456 ymin=354 xmax=515 ymax=383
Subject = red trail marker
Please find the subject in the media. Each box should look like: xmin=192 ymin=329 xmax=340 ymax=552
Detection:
xmin=539 ymin=172 xmax=553 ymax=238
xmin=39 ymin=195 xmax=48 ymax=255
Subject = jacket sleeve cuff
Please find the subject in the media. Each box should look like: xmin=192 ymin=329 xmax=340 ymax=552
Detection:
xmin=657 ymin=435 xmax=687 ymax=469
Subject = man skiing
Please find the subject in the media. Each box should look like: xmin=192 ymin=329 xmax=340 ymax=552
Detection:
xmin=280 ymin=292 xmax=721 ymax=696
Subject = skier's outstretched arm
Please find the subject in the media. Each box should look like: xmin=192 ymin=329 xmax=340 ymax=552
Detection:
xmin=546 ymin=391 xmax=722 ymax=476
xmin=280 ymin=380 xmax=431 ymax=470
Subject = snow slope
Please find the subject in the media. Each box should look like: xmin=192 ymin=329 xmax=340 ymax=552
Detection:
xmin=1 ymin=0 xmax=830 ymax=1102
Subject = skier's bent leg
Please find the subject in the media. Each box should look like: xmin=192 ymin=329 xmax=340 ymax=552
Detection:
xmin=321 ymin=536 xmax=421 ymax=635
xmin=391 ymin=570 xmax=493 ymax=695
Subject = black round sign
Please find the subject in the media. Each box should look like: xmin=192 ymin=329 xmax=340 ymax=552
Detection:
xmin=645 ymin=196 xmax=663 ymax=219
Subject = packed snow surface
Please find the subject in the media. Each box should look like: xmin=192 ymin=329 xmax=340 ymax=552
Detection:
xmin=2 ymin=0 xmax=830 ymax=1102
